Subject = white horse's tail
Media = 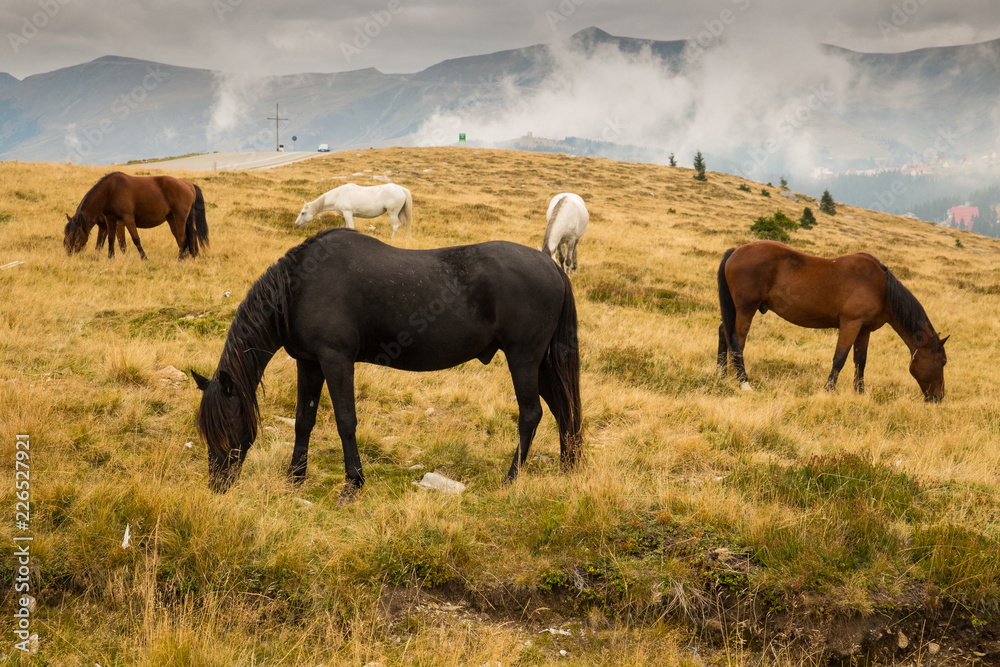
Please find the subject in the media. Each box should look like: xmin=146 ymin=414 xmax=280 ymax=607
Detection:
xmin=402 ymin=187 xmax=413 ymax=236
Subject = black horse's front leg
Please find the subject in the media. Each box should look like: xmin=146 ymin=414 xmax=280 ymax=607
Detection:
xmin=288 ymin=359 xmax=326 ymax=485
xmin=321 ymin=354 xmax=363 ymax=503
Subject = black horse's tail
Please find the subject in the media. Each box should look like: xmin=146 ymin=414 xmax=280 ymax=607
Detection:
xmin=717 ymin=248 xmax=737 ymax=362
xmin=539 ymin=271 xmax=583 ymax=471
xmin=185 ymin=184 xmax=209 ymax=257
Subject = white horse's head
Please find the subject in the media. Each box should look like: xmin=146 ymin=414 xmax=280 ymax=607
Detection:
xmin=294 ymin=202 xmax=314 ymax=229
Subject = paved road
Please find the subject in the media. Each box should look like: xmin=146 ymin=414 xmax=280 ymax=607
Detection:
xmin=140 ymin=151 xmax=324 ymax=172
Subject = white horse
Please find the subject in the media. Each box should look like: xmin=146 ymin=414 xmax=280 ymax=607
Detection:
xmin=542 ymin=193 xmax=589 ymax=274
xmin=294 ymin=183 xmax=413 ymax=237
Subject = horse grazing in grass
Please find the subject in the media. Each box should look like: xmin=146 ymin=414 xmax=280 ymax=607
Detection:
xmin=294 ymin=183 xmax=413 ymax=238
xmin=717 ymin=240 xmax=948 ymax=401
xmin=192 ymin=229 xmax=582 ymax=501
xmin=64 ymin=172 xmax=208 ymax=260
xmin=542 ymin=193 xmax=589 ymax=274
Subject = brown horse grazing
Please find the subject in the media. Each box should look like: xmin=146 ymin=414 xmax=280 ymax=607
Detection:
xmin=717 ymin=241 xmax=948 ymax=401
xmin=63 ymin=172 xmax=209 ymax=260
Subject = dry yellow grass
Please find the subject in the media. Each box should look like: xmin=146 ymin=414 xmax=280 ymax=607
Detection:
xmin=1 ymin=147 xmax=999 ymax=665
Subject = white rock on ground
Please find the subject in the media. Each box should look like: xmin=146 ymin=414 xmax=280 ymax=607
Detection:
xmin=413 ymin=472 xmax=466 ymax=494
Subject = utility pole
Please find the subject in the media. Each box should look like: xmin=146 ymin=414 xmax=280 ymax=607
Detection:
xmin=267 ymin=103 xmax=288 ymax=151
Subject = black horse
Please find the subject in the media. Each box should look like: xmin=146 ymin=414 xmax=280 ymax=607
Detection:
xmin=192 ymin=229 xmax=583 ymax=501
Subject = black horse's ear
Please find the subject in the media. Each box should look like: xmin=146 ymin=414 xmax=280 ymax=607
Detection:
xmin=191 ymin=370 xmax=211 ymax=391
xmin=217 ymin=370 xmax=234 ymax=396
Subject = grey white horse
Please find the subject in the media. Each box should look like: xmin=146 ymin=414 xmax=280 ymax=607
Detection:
xmin=542 ymin=193 xmax=589 ymax=274
xmin=294 ymin=183 xmax=413 ymax=238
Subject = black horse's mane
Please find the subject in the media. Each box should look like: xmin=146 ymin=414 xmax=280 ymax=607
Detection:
xmin=199 ymin=230 xmax=346 ymax=457
xmin=862 ymin=253 xmax=936 ymax=342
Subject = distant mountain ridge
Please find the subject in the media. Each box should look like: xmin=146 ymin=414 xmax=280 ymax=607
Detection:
xmin=1 ymin=28 xmax=998 ymax=173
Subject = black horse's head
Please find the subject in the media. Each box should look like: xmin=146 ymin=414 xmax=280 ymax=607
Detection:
xmin=192 ymin=369 xmax=258 ymax=492
xmin=63 ymin=212 xmax=91 ymax=255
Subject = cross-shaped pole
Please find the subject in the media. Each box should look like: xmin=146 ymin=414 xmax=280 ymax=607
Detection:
xmin=266 ymin=104 xmax=288 ymax=151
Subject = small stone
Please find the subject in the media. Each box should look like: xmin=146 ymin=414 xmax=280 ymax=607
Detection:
xmin=559 ymin=650 xmax=568 ymax=657
xmin=897 ymin=630 xmax=908 ymax=649
xmin=928 ymin=643 xmax=940 ymax=655
xmin=293 ymin=497 xmax=313 ymax=506
xmin=276 ymin=416 xmax=296 ymax=426
xmin=425 ymin=407 xmax=435 ymax=416
xmin=413 ymin=472 xmax=466 ymax=494
xmin=184 ymin=441 xmax=193 ymax=449
xmin=156 ymin=366 xmax=187 ymax=382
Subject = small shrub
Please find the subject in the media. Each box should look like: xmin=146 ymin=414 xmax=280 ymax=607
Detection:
xmin=800 ymin=207 xmax=817 ymax=229
xmin=667 ymin=207 xmax=676 ymax=213
xmin=750 ymin=210 xmax=798 ymax=242
xmin=668 ymin=152 xmax=677 ymax=167
xmin=955 ymin=237 xmax=964 ymax=248
xmin=761 ymin=188 xmax=771 ymax=197
xmin=693 ymin=151 xmax=707 ymax=181
xmin=737 ymin=183 xmax=752 ymax=193
xmin=820 ymin=189 xmax=836 ymax=215
xmin=779 ymin=176 xmax=788 ymax=188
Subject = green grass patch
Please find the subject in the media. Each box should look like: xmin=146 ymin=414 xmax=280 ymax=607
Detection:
xmin=587 ymin=284 xmax=702 ymax=314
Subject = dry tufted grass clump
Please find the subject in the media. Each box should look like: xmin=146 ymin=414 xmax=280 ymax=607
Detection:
xmin=1 ymin=147 xmax=1000 ymax=664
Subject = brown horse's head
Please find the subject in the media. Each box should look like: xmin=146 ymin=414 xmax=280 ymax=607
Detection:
xmin=192 ymin=369 xmax=257 ymax=493
xmin=63 ymin=212 xmax=91 ymax=255
xmin=910 ymin=333 xmax=948 ymax=402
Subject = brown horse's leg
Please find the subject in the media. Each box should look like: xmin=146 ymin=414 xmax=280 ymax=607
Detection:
xmin=826 ymin=321 xmax=864 ymax=391
xmin=117 ymin=221 xmax=126 ymax=253
xmin=95 ymin=225 xmax=107 ymax=253
xmin=121 ymin=215 xmax=147 ymax=260
xmin=169 ymin=208 xmax=190 ymax=260
xmin=852 ymin=331 xmax=871 ymax=393
xmin=730 ymin=310 xmax=755 ymax=390
xmin=717 ymin=324 xmax=729 ymax=377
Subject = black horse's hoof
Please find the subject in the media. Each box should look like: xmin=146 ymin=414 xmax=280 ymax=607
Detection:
xmin=336 ymin=480 xmax=362 ymax=505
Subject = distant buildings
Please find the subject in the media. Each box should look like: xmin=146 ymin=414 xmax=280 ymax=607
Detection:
xmin=949 ymin=205 xmax=980 ymax=230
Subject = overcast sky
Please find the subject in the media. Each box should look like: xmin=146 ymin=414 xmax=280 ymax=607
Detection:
xmin=2 ymin=0 xmax=1000 ymax=80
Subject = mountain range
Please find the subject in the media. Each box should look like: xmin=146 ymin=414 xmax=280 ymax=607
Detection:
xmin=1 ymin=27 xmax=998 ymax=182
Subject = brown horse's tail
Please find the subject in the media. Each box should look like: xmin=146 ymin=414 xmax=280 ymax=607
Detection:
xmin=718 ymin=247 xmax=737 ymax=353
xmin=539 ymin=271 xmax=583 ymax=471
xmin=185 ymin=184 xmax=209 ymax=256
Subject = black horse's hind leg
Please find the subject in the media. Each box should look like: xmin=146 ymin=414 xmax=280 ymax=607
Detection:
xmin=320 ymin=354 xmax=363 ymax=503
xmin=503 ymin=359 xmax=544 ymax=484
xmin=288 ymin=359 xmax=326 ymax=485
xmin=852 ymin=331 xmax=871 ymax=393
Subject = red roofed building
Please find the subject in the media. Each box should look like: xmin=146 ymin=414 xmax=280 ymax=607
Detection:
xmin=950 ymin=205 xmax=979 ymax=230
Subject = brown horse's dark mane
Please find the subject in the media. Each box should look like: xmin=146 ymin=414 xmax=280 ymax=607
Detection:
xmin=198 ymin=230 xmax=343 ymax=457
xmin=74 ymin=172 xmax=119 ymax=219
xmin=867 ymin=254 xmax=937 ymax=343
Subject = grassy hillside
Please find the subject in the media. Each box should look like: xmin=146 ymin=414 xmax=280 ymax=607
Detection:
xmin=1 ymin=148 xmax=999 ymax=665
